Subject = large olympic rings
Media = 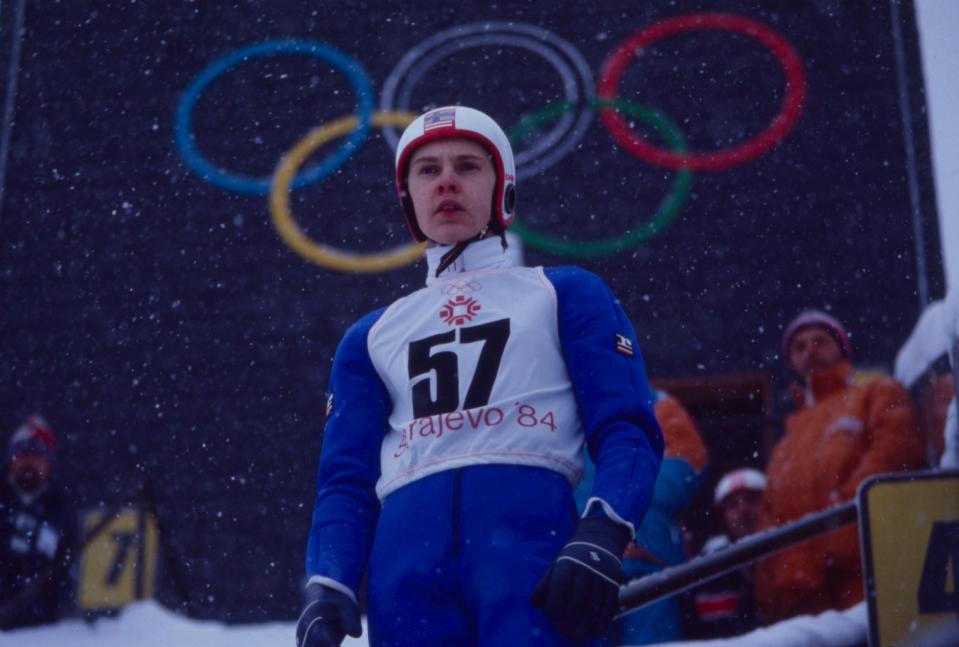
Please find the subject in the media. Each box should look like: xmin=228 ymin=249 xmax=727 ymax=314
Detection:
xmin=174 ymin=39 xmax=374 ymax=196
xmin=508 ymin=99 xmax=692 ymax=258
xmin=379 ymin=22 xmax=595 ymax=180
xmin=270 ymin=112 xmax=427 ymax=273
xmin=178 ymin=14 xmax=807 ymax=270
xmin=598 ymin=13 xmax=807 ymax=171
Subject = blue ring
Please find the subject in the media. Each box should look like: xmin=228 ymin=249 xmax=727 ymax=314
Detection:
xmin=174 ymin=39 xmax=374 ymax=196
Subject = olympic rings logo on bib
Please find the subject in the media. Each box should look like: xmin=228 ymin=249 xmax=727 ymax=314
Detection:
xmin=174 ymin=13 xmax=806 ymax=272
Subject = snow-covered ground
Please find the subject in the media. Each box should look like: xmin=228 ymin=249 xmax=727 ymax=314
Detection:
xmin=0 ymin=601 xmax=364 ymax=647
xmin=0 ymin=599 xmax=870 ymax=647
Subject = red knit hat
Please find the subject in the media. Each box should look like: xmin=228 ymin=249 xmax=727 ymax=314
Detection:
xmin=7 ymin=415 xmax=57 ymax=463
xmin=781 ymin=309 xmax=852 ymax=362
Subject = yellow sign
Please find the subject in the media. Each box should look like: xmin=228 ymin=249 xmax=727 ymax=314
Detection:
xmin=77 ymin=507 xmax=158 ymax=610
xmin=859 ymin=470 xmax=959 ymax=646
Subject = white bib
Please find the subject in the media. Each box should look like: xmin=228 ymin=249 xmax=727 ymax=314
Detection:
xmin=368 ymin=264 xmax=584 ymax=499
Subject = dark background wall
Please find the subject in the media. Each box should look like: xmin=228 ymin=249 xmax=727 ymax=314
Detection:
xmin=0 ymin=0 xmax=942 ymax=621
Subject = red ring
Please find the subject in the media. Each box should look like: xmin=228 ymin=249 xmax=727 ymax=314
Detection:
xmin=597 ymin=13 xmax=807 ymax=171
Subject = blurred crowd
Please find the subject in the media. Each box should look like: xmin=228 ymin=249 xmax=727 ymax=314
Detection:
xmin=575 ymin=307 xmax=954 ymax=644
xmin=2 ymin=305 xmax=955 ymax=641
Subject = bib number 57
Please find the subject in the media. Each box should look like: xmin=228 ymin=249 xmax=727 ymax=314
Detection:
xmin=408 ymin=319 xmax=510 ymax=418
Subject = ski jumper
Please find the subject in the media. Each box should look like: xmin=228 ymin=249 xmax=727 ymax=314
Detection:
xmin=305 ymin=237 xmax=663 ymax=646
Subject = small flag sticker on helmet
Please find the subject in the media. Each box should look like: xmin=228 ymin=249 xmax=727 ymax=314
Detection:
xmin=423 ymin=107 xmax=456 ymax=131
xmin=615 ymin=333 xmax=634 ymax=357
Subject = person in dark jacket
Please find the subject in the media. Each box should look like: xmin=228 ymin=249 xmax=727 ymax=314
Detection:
xmin=0 ymin=415 xmax=78 ymax=630
xmin=683 ymin=468 xmax=765 ymax=639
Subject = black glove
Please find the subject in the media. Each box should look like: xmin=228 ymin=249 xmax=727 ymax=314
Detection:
xmin=295 ymin=582 xmax=362 ymax=647
xmin=531 ymin=516 xmax=630 ymax=640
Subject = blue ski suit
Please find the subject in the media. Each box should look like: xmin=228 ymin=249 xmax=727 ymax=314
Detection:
xmin=305 ymin=238 xmax=663 ymax=646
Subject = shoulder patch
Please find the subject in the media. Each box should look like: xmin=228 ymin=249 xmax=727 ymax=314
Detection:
xmin=615 ymin=333 xmax=634 ymax=357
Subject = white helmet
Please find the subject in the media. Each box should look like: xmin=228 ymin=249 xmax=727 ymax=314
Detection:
xmin=395 ymin=106 xmax=516 ymax=243
xmin=713 ymin=468 xmax=766 ymax=506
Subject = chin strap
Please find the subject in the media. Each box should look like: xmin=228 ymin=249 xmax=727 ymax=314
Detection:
xmin=434 ymin=225 xmax=494 ymax=277
xmin=432 ymin=224 xmax=511 ymax=278
xmin=434 ymin=240 xmax=470 ymax=278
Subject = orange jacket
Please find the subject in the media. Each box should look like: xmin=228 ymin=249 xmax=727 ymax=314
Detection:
xmin=755 ymin=360 xmax=924 ymax=620
xmin=657 ymin=395 xmax=708 ymax=472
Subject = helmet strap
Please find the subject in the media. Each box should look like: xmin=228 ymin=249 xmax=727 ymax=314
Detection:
xmin=434 ymin=225 xmax=490 ymax=278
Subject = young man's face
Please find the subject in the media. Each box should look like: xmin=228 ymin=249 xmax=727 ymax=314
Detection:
xmin=788 ymin=325 xmax=843 ymax=378
xmin=719 ymin=489 xmax=763 ymax=541
xmin=408 ymin=138 xmax=496 ymax=245
xmin=8 ymin=452 xmax=53 ymax=493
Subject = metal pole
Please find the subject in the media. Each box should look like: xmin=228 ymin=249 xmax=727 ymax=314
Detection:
xmin=617 ymin=501 xmax=857 ymax=616
xmin=135 ymin=496 xmax=147 ymax=600
xmin=888 ymin=0 xmax=931 ymax=308
xmin=0 ymin=0 xmax=26 ymax=226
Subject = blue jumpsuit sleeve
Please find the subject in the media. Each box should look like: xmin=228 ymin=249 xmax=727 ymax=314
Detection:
xmin=544 ymin=266 xmax=664 ymax=531
xmin=305 ymin=307 xmax=390 ymax=598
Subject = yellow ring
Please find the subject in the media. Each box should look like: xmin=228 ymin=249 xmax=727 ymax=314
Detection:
xmin=270 ymin=112 xmax=426 ymax=272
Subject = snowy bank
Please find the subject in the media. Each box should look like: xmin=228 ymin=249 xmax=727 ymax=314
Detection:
xmin=0 ymin=599 xmax=869 ymax=647
xmin=0 ymin=600 xmax=364 ymax=647
xmin=648 ymin=603 xmax=867 ymax=647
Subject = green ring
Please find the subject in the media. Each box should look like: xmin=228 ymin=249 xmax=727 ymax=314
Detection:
xmin=507 ymin=98 xmax=693 ymax=258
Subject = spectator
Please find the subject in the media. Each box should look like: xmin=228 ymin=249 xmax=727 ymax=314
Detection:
xmin=684 ymin=468 xmax=765 ymax=639
xmin=0 ymin=415 xmax=78 ymax=630
xmin=297 ymin=106 xmax=663 ymax=647
xmin=573 ymin=391 xmax=708 ymax=645
xmin=754 ymin=310 xmax=925 ymax=622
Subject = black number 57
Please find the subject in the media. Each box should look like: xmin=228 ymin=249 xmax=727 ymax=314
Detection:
xmin=408 ymin=319 xmax=510 ymax=418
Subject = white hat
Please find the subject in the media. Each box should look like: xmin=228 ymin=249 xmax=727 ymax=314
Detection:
xmin=714 ymin=468 xmax=766 ymax=506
